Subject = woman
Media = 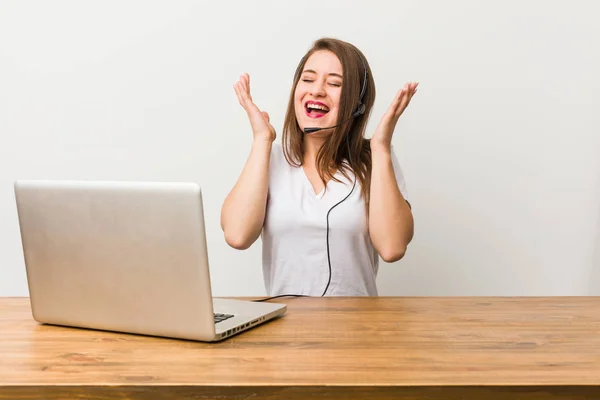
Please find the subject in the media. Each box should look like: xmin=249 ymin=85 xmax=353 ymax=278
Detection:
xmin=221 ymin=37 xmax=417 ymax=297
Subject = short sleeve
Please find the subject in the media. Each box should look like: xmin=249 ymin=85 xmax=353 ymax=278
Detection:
xmin=269 ymin=142 xmax=282 ymax=167
xmin=390 ymin=146 xmax=410 ymax=207
xmin=267 ymin=142 xmax=286 ymax=194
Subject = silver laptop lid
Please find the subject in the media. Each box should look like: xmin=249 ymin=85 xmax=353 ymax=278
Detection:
xmin=14 ymin=180 xmax=218 ymax=341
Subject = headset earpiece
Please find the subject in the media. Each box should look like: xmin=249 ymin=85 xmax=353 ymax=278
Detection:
xmin=352 ymin=102 xmax=366 ymax=118
xmin=353 ymin=52 xmax=368 ymax=118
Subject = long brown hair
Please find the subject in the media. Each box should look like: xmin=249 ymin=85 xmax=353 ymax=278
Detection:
xmin=282 ymin=37 xmax=376 ymax=205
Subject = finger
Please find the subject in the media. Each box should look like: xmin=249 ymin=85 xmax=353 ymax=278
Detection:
xmin=384 ymin=88 xmax=403 ymax=118
xmin=396 ymin=83 xmax=417 ymax=115
xmin=241 ymin=73 xmax=250 ymax=96
xmin=397 ymin=88 xmax=411 ymax=114
xmin=408 ymin=85 xmax=417 ymax=102
xmin=238 ymin=79 xmax=252 ymax=104
xmin=240 ymin=75 xmax=247 ymax=93
xmin=408 ymin=82 xmax=418 ymax=101
xmin=237 ymin=75 xmax=245 ymax=95
xmin=398 ymin=83 xmax=410 ymax=101
xmin=395 ymin=86 xmax=406 ymax=101
xmin=391 ymin=87 xmax=405 ymax=110
xmin=406 ymin=82 xmax=416 ymax=101
xmin=396 ymin=86 xmax=408 ymax=109
xmin=243 ymin=75 xmax=254 ymax=102
xmin=233 ymin=82 xmax=244 ymax=106
xmin=235 ymin=81 xmax=253 ymax=111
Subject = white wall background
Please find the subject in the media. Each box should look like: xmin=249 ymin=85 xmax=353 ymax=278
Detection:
xmin=1 ymin=0 xmax=598 ymax=297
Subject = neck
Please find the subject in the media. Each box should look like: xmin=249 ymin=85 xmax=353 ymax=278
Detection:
xmin=302 ymin=135 xmax=327 ymax=166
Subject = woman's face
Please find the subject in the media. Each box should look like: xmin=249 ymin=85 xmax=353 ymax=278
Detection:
xmin=294 ymin=50 xmax=343 ymax=134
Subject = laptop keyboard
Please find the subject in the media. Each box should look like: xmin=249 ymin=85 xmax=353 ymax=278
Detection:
xmin=214 ymin=313 xmax=234 ymax=324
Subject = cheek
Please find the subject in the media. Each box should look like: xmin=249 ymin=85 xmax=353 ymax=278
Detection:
xmin=331 ymin=91 xmax=342 ymax=109
xmin=329 ymin=93 xmax=341 ymax=117
xmin=294 ymin=89 xmax=305 ymax=113
xmin=294 ymin=86 xmax=304 ymax=103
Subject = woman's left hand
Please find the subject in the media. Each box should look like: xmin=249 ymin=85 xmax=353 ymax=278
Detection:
xmin=370 ymin=81 xmax=418 ymax=151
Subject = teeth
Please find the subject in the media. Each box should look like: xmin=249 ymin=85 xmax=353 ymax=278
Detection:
xmin=307 ymin=103 xmax=329 ymax=111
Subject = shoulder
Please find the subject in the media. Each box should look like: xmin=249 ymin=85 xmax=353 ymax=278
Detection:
xmin=270 ymin=141 xmax=298 ymax=169
xmin=268 ymin=142 xmax=295 ymax=185
xmin=269 ymin=142 xmax=286 ymax=171
xmin=270 ymin=142 xmax=284 ymax=160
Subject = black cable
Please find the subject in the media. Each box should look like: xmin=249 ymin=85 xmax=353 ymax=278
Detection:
xmin=321 ymin=167 xmax=356 ymax=296
xmin=253 ymin=141 xmax=357 ymax=302
xmin=252 ymin=294 xmax=312 ymax=302
xmin=254 ymin=50 xmax=366 ymax=302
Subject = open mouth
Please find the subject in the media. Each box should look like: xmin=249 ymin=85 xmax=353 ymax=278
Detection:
xmin=305 ymin=101 xmax=330 ymax=118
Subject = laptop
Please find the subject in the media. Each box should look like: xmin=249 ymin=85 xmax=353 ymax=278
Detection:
xmin=13 ymin=180 xmax=286 ymax=342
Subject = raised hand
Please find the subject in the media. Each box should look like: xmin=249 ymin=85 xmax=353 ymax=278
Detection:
xmin=233 ymin=73 xmax=276 ymax=143
xmin=371 ymin=82 xmax=418 ymax=151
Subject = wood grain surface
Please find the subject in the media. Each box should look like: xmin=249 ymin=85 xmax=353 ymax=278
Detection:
xmin=1 ymin=296 xmax=599 ymax=399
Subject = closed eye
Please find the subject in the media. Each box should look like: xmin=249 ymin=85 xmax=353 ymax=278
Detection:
xmin=300 ymin=78 xmax=340 ymax=88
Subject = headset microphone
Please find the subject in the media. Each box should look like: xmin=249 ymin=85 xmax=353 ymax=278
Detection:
xmin=303 ymin=116 xmax=352 ymax=134
xmin=303 ymin=104 xmax=366 ymax=134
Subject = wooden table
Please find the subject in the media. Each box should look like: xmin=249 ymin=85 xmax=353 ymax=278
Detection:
xmin=1 ymin=296 xmax=599 ymax=399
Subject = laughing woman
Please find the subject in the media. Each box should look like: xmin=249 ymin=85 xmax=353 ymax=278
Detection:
xmin=221 ymin=37 xmax=417 ymax=298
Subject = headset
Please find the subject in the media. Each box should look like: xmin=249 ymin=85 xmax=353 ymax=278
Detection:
xmin=254 ymin=50 xmax=368 ymax=302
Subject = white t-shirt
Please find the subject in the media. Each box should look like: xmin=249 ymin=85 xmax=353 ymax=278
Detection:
xmin=261 ymin=143 xmax=409 ymax=297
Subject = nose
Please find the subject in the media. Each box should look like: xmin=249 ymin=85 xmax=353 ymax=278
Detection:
xmin=309 ymin=80 xmax=326 ymax=97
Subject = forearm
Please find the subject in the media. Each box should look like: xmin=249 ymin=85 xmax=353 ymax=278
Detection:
xmin=221 ymin=139 xmax=272 ymax=249
xmin=368 ymin=146 xmax=414 ymax=262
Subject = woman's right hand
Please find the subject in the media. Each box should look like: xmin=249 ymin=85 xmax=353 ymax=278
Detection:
xmin=233 ymin=73 xmax=276 ymax=143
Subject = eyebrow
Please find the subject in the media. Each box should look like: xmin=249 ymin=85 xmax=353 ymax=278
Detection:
xmin=302 ymin=69 xmax=343 ymax=79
